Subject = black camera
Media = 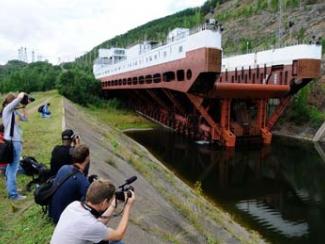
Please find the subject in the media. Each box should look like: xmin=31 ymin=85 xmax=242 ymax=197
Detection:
xmin=72 ymin=134 xmax=80 ymax=141
xmin=21 ymin=94 xmax=35 ymax=105
xmin=115 ymin=176 xmax=137 ymax=202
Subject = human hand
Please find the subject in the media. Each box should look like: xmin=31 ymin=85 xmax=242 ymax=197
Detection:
xmin=126 ymin=190 xmax=135 ymax=206
xmin=17 ymin=92 xmax=25 ymax=99
xmin=88 ymin=174 xmax=98 ymax=183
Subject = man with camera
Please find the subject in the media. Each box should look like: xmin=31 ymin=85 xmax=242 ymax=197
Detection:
xmin=48 ymin=144 xmax=91 ymax=223
xmin=51 ymin=179 xmax=135 ymax=244
xmin=1 ymin=92 xmax=32 ymax=200
xmin=49 ymin=128 xmax=83 ymax=177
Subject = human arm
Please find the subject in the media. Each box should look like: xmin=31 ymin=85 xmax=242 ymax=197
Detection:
xmin=97 ymin=195 xmax=116 ymax=225
xmin=16 ymin=107 xmax=28 ymax=121
xmin=3 ymin=92 xmax=25 ymax=113
xmin=105 ymin=191 xmax=135 ymax=241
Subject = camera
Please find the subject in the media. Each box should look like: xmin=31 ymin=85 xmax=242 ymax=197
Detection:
xmin=115 ymin=176 xmax=137 ymax=202
xmin=21 ymin=94 xmax=35 ymax=105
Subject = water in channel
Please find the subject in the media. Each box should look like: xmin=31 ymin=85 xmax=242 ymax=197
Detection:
xmin=126 ymin=128 xmax=325 ymax=244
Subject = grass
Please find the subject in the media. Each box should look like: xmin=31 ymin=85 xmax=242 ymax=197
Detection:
xmin=83 ymin=104 xmax=156 ymax=130
xmin=0 ymin=90 xmax=63 ymax=243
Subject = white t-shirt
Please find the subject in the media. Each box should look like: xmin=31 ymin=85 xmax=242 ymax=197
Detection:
xmin=51 ymin=201 xmax=111 ymax=244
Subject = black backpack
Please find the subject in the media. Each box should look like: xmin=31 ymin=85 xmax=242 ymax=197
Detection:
xmin=34 ymin=170 xmax=78 ymax=212
xmin=37 ymin=105 xmax=44 ymax=113
xmin=20 ymin=156 xmax=51 ymax=191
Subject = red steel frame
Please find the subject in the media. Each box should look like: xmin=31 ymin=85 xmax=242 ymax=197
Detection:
xmin=101 ymin=56 xmax=321 ymax=147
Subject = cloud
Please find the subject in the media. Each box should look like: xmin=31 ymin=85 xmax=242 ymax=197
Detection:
xmin=0 ymin=0 xmax=206 ymax=64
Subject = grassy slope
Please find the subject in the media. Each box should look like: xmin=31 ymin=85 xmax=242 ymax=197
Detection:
xmin=83 ymin=104 xmax=156 ymax=130
xmin=0 ymin=90 xmax=62 ymax=243
xmin=0 ymin=91 xmax=155 ymax=243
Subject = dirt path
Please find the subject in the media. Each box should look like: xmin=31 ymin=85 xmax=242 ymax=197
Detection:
xmin=63 ymin=99 xmax=264 ymax=243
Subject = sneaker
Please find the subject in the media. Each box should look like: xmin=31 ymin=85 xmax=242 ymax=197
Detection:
xmin=10 ymin=194 xmax=27 ymax=201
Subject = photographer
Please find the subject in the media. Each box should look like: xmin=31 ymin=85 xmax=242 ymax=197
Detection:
xmin=49 ymin=129 xmax=86 ymax=177
xmin=51 ymin=179 xmax=135 ymax=244
xmin=1 ymin=92 xmax=29 ymax=200
xmin=49 ymin=144 xmax=91 ymax=223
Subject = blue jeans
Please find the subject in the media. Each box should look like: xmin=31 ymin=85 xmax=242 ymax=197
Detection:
xmin=6 ymin=141 xmax=22 ymax=198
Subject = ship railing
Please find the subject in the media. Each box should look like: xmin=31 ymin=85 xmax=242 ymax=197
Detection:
xmin=223 ymin=40 xmax=321 ymax=58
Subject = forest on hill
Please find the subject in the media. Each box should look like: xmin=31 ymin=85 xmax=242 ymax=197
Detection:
xmin=0 ymin=0 xmax=324 ymax=127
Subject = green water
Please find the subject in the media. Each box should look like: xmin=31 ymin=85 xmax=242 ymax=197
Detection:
xmin=127 ymin=128 xmax=325 ymax=244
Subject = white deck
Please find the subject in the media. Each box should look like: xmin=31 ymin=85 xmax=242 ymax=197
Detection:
xmin=222 ymin=44 xmax=322 ymax=72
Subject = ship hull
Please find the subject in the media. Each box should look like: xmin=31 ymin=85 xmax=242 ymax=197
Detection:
xmin=100 ymin=47 xmax=222 ymax=93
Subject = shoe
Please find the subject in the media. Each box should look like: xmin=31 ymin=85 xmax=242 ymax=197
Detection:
xmin=10 ymin=194 xmax=27 ymax=201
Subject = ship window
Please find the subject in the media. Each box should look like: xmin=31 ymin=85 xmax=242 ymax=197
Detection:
xmin=279 ymin=71 xmax=283 ymax=85
xmin=153 ymin=73 xmax=161 ymax=83
xmin=163 ymin=71 xmax=175 ymax=82
xmin=123 ymin=79 xmax=127 ymax=85
xmin=139 ymin=76 xmax=144 ymax=84
xmin=285 ymin=71 xmax=288 ymax=84
xmin=127 ymin=78 xmax=132 ymax=85
xmin=154 ymin=55 xmax=157 ymax=59
xmin=133 ymin=77 xmax=138 ymax=84
xmin=145 ymin=75 xmax=152 ymax=83
xmin=177 ymin=70 xmax=185 ymax=81
xmin=241 ymin=67 xmax=244 ymax=79
xmin=179 ymin=46 xmax=183 ymax=52
xmin=253 ymin=73 xmax=255 ymax=83
xmin=163 ymin=51 xmax=167 ymax=57
xmin=225 ymin=69 xmax=228 ymax=81
xmin=186 ymin=69 xmax=192 ymax=80
xmin=118 ymin=79 xmax=122 ymax=85
xmin=149 ymin=56 xmax=152 ymax=61
xmin=249 ymin=66 xmax=251 ymax=79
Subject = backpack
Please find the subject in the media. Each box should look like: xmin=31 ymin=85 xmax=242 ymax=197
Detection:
xmin=20 ymin=156 xmax=51 ymax=191
xmin=34 ymin=170 xmax=78 ymax=213
xmin=38 ymin=105 xmax=44 ymax=113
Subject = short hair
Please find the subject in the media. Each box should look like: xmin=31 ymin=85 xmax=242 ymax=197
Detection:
xmin=86 ymin=179 xmax=116 ymax=204
xmin=72 ymin=144 xmax=89 ymax=163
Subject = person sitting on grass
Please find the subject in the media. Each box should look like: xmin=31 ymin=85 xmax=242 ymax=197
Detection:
xmin=38 ymin=103 xmax=51 ymax=118
xmin=51 ymin=179 xmax=135 ymax=244
xmin=48 ymin=144 xmax=91 ymax=223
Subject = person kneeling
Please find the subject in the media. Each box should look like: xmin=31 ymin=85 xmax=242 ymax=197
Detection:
xmin=51 ymin=179 xmax=135 ymax=244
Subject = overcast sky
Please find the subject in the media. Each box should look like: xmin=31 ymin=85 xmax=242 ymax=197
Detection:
xmin=0 ymin=0 xmax=206 ymax=65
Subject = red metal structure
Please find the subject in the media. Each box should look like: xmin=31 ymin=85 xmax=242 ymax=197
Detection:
xmin=95 ymin=31 xmax=321 ymax=147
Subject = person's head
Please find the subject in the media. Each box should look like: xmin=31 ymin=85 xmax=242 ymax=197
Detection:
xmin=47 ymin=103 xmax=50 ymax=106
xmin=2 ymin=93 xmax=16 ymax=109
xmin=61 ymin=129 xmax=75 ymax=145
xmin=86 ymin=179 xmax=116 ymax=211
xmin=72 ymin=144 xmax=90 ymax=166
